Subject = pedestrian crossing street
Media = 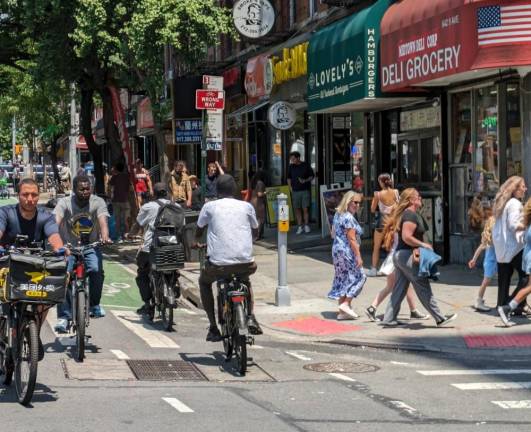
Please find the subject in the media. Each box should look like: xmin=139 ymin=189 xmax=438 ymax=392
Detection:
xmin=415 ymin=367 xmax=531 ymax=409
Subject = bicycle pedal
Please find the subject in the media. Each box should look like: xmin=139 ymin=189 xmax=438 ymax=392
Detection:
xmin=85 ymin=335 xmax=92 ymax=339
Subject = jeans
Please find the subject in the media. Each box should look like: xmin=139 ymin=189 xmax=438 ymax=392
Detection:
xmin=135 ymin=251 xmax=151 ymax=304
xmin=57 ymin=247 xmax=104 ymax=320
xmin=497 ymin=250 xmax=529 ymax=307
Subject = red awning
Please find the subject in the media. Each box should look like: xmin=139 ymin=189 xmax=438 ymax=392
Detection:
xmin=380 ymin=0 xmax=531 ymax=91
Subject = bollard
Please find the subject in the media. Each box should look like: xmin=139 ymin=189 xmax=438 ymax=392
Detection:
xmin=275 ymin=193 xmax=291 ymax=306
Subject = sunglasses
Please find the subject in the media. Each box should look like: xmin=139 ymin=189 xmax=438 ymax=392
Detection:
xmin=351 ymin=201 xmax=361 ymax=205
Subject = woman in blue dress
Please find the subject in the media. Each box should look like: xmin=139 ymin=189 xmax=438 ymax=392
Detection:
xmin=498 ymin=198 xmax=531 ymax=327
xmin=328 ymin=191 xmax=367 ymax=320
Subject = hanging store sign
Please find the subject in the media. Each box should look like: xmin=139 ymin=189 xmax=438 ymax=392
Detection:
xmin=233 ymin=0 xmax=275 ymax=39
xmin=175 ymin=119 xmax=202 ymax=145
xmin=400 ymin=106 xmax=441 ymax=132
xmin=268 ymin=101 xmax=296 ymax=130
xmin=272 ymin=42 xmax=308 ymax=86
xmin=245 ymin=54 xmax=273 ymax=103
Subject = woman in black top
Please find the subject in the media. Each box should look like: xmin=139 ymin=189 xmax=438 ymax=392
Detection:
xmin=381 ymin=188 xmax=457 ymax=327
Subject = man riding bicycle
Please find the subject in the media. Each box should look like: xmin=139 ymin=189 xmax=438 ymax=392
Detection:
xmin=54 ymin=175 xmax=111 ymax=333
xmin=0 ymin=177 xmax=65 ymax=358
xmin=135 ymin=182 xmax=183 ymax=315
xmin=194 ymin=174 xmax=262 ymax=342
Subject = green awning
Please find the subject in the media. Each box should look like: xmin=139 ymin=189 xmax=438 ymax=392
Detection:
xmin=307 ymin=0 xmax=391 ymax=113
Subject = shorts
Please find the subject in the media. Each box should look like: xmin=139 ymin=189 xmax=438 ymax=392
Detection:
xmin=113 ymin=201 xmax=131 ymax=221
xmin=483 ymin=246 xmax=497 ymax=279
xmin=291 ymin=189 xmax=311 ymax=210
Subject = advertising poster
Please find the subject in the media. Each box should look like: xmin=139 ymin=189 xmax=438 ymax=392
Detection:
xmin=265 ymin=186 xmax=295 ymax=225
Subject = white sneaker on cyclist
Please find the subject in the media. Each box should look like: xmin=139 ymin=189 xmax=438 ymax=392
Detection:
xmin=54 ymin=318 xmax=69 ymax=334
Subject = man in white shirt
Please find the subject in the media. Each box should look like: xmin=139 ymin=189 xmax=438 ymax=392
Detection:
xmin=194 ymin=174 xmax=262 ymax=342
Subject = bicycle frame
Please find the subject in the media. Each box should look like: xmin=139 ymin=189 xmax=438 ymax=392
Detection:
xmin=70 ymin=255 xmax=90 ymax=331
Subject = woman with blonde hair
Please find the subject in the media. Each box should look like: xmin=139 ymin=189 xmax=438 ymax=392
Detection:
xmin=381 ymin=188 xmax=457 ymax=326
xmin=327 ymin=191 xmax=366 ymax=320
xmin=492 ymin=176 xmax=527 ymax=310
xmin=367 ymin=173 xmax=400 ymax=276
xmin=498 ymin=198 xmax=531 ymax=326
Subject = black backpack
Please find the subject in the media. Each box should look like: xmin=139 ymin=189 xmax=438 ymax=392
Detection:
xmin=151 ymin=200 xmax=186 ymax=247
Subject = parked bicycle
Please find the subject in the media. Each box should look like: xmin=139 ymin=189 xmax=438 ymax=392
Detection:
xmin=0 ymin=235 xmax=67 ymax=405
xmin=197 ymin=245 xmax=255 ymax=376
xmin=65 ymin=240 xmax=103 ymax=362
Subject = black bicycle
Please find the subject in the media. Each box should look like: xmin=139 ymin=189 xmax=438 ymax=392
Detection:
xmin=197 ymin=246 xmax=254 ymax=376
xmin=65 ymin=241 xmax=103 ymax=362
xmin=0 ymin=236 xmax=67 ymax=405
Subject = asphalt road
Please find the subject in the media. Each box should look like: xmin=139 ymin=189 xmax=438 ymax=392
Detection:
xmin=1 ymin=257 xmax=531 ymax=431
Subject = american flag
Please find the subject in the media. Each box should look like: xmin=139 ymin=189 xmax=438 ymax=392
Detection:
xmin=477 ymin=4 xmax=531 ymax=46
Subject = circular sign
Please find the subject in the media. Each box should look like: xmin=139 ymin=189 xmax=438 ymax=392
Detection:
xmin=233 ymin=0 xmax=275 ymax=39
xmin=268 ymin=102 xmax=296 ymax=130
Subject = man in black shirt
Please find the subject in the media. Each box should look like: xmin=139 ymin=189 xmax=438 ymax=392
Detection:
xmin=287 ymin=151 xmax=314 ymax=235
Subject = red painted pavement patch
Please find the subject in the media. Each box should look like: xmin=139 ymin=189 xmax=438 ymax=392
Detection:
xmin=272 ymin=317 xmax=362 ymax=336
xmin=464 ymin=334 xmax=531 ymax=348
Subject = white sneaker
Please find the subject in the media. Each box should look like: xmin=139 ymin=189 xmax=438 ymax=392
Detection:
xmin=304 ymin=225 xmax=311 ymax=234
xmin=296 ymin=226 xmax=303 ymax=235
xmin=337 ymin=312 xmax=354 ymax=321
xmin=338 ymin=303 xmax=359 ymax=319
xmin=366 ymin=267 xmax=378 ymax=277
xmin=474 ymin=298 xmax=491 ymax=312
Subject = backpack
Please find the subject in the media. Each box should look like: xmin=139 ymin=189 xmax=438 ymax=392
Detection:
xmin=151 ymin=200 xmax=186 ymax=247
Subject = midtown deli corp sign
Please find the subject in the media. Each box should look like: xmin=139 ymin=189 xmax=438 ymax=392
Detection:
xmin=381 ymin=5 xmax=479 ymax=91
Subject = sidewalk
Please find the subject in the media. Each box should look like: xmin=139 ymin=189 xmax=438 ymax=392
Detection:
xmin=108 ymin=240 xmax=531 ymax=358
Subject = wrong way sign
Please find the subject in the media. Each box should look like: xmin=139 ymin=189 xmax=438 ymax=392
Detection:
xmin=195 ymin=90 xmax=225 ymax=110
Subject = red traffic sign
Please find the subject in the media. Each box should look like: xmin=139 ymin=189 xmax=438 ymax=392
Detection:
xmin=195 ymin=90 xmax=225 ymax=110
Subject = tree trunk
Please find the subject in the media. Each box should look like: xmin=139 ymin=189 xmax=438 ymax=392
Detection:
xmin=101 ymin=85 xmax=124 ymax=166
xmin=79 ymin=87 xmax=105 ymax=195
xmin=153 ymin=121 xmax=169 ymax=184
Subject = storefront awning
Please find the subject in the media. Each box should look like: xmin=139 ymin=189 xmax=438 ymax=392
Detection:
xmin=381 ymin=0 xmax=531 ymax=91
xmin=307 ymin=0 xmax=421 ymax=113
xmin=226 ymin=99 xmax=269 ymax=119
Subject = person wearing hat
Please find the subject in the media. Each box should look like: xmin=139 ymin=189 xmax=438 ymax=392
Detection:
xmin=135 ymin=182 xmax=181 ymax=314
xmin=194 ymin=174 xmax=263 ymax=341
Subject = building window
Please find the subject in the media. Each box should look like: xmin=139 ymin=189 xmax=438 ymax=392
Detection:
xmin=506 ymin=82 xmax=523 ymax=177
xmin=309 ymin=0 xmax=318 ymax=16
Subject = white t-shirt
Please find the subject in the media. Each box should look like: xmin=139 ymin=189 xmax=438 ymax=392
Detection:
xmin=492 ymin=198 xmax=524 ymax=263
xmin=197 ymin=198 xmax=258 ymax=265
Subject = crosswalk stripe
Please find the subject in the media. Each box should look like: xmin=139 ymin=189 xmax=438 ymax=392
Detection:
xmin=418 ymin=369 xmax=531 ymax=376
xmin=111 ymin=310 xmax=180 ymax=348
xmin=329 ymin=373 xmax=356 ymax=382
xmin=452 ymin=382 xmax=531 ymax=390
xmin=286 ymin=351 xmax=312 ymax=361
xmin=110 ymin=349 xmax=130 ymax=360
xmin=162 ymin=397 xmax=194 ymax=413
xmin=492 ymin=400 xmax=531 ymax=409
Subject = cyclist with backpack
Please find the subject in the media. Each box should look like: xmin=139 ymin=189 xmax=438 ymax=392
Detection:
xmin=135 ymin=182 xmax=185 ymax=315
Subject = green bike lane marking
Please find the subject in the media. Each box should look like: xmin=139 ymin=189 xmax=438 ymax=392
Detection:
xmin=0 ymin=197 xmax=18 ymax=206
xmin=101 ymin=260 xmax=141 ymax=310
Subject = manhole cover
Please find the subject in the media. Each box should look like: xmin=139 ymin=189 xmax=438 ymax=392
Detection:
xmin=303 ymin=362 xmax=379 ymax=373
xmin=126 ymin=360 xmax=208 ymax=381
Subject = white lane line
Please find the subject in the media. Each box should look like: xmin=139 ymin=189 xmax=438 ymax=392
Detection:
xmin=162 ymin=397 xmax=194 ymax=413
xmin=179 ymin=308 xmax=197 ymax=315
xmin=285 ymin=351 xmax=312 ymax=361
xmin=250 ymin=344 xmax=264 ymax=349
xmin=389 ymin=401 xmax=419 ymax=416
xmin=111 ymin=310 xmax=180 ymax=348
xmin=391 ymin=361 xmax=410 ymax=366
xmin=329 ymin=373 xmax=356 ymax=382
xmin=101 ymin=304 xmax=137 ymax=310
xmin=110 ymin=349 xmax=130 ymax=360
xmin=419 ymin=369 xmax=531 ymax=376
xmin=103 ymin=256 xmax=138 ymax=276
xmin=452 ymin=382 xmax=531 ymax=390
xmin=492 ymin=400 xmax=531 ymax=409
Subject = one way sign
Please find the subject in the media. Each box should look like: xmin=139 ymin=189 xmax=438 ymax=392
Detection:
xmin=195 ymin=90 xmax=225 ymax=110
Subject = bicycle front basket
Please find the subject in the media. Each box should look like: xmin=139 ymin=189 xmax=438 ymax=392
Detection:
xmin=150 ymin=244 xmax=185 ymax=271
xmin=7 ymin=253 xmax=67 ymax=303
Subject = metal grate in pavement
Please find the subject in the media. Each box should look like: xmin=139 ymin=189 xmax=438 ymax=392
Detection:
xmin=126 ymin=360 xmax=208 ymax=381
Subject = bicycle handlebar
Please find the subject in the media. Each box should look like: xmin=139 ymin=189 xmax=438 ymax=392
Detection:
xmin=66 ymin=241 xmax=106 ymax=254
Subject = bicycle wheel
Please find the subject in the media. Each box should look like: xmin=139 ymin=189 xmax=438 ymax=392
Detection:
xmin=233 ymin=331 xmax=247 ymax=376
xmin=75 ymin=291 xmax=86 ymax=362
xmin=14 ymin=318 xmax=38 ymax=405
xmin=0 ymin=317 xmax=13 ymax=385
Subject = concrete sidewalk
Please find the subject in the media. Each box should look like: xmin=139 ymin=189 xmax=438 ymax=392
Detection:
xmin=108 ymin=240 xmax=531 ymax=358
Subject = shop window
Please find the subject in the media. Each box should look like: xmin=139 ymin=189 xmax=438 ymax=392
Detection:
xmin=475 ymin=86 xmax=499 ymax=194
xmin=351 ymin=112 xmax=364 ymax=190
xmin=506 ymin=82 xmax=522 ymax=177
xmin=288 ymin=110 xmax=305 ymax=160
xmin=420 ymin=136 xmax=442 ymax=184
xmin=451 ymin=92 xmax=472 ymax=165
xmin=399 ymin=139 xmax=419 ymax=183
xmin=331 ymin=115 xmax=351 ymax=184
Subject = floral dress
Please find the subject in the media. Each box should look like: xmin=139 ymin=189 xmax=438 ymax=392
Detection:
xmin=328 ymin=212 xmax=366 ymax=300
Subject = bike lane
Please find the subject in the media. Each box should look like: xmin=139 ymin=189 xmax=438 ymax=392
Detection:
xmin=101 ymin=260 xmax=142 ymax=310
